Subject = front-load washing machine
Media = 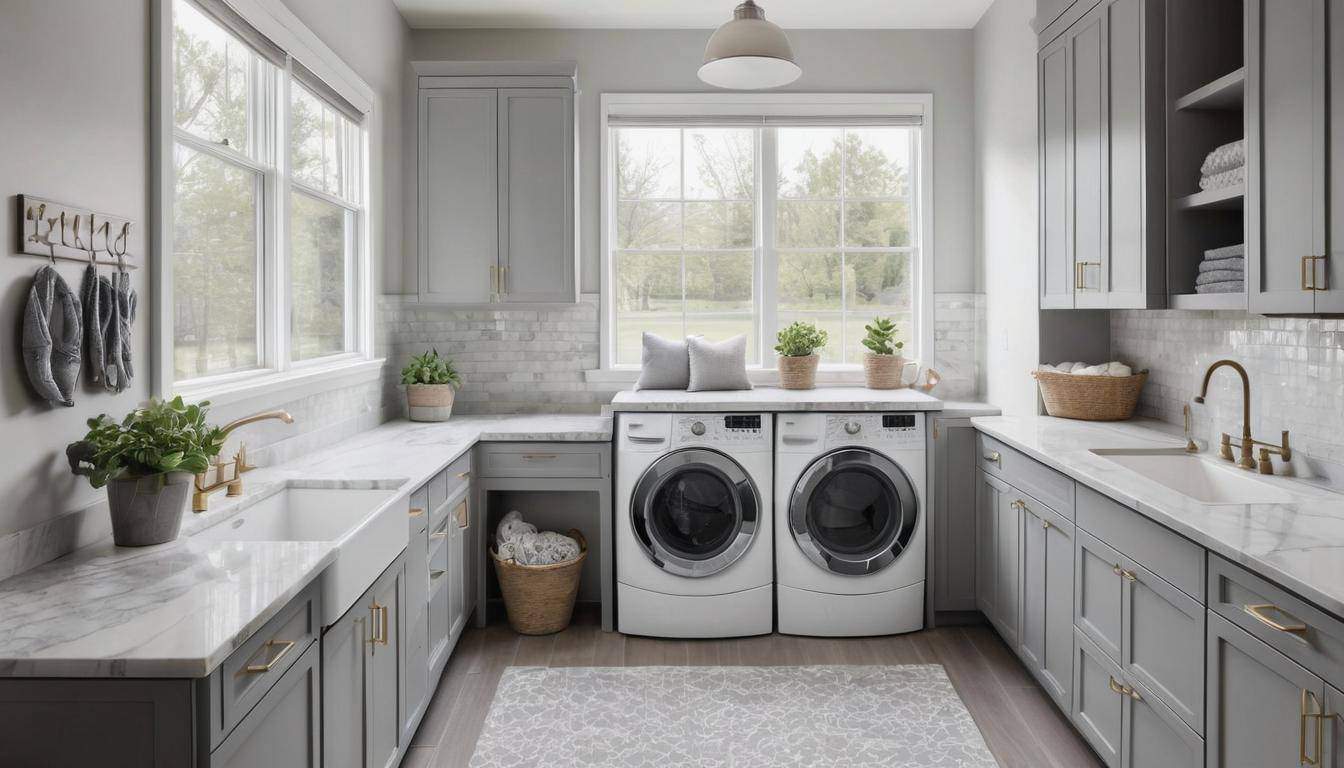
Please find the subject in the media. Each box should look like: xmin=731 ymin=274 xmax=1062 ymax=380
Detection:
xmin=615 ymin=412 xmax=773 ymax=638
xmin=775 ymin=412 xmax=927 ymax=636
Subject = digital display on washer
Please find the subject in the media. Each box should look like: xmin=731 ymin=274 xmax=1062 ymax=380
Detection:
xmin=882 ymin=414 xmax=916 ymax=429
xmin=725 ymin=415 xmax=761 ymax=430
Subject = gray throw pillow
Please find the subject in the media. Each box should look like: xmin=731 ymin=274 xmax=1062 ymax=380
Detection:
xmin=687 ymin=335 xmax=752 ymax=392
xmin=634 ymin=332 xmax=690 ymax=390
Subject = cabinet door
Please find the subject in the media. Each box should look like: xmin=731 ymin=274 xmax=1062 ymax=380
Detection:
xmin=1323 ymin=0 xmax=1344 ymax=312
xmin=365 ymin=563 xmax=404 ymax=768
xmin=401 ymin=529 xmax=429 ymax=747
xmin=1020 ymin=496 xmax=1075 ymax=710
xmin=1207 ymin=611 xmax=1325 ymax=767
xmin=934 ymin=421 xmax=980 ymax=613
xmin=1248 ymin=0 xmax=1325 ymax=314
xmin=1074 ymin=628 xmax=1124 ymax=768
xmin=1040 ymin=31 xmax=1076 ymax=309
xmin=1121 ymin=677 xmax=1202 ymax=768
xmin=211 ymin=642 xmax=321 ymax=768
xmin=322 ymin=597 xmax=368 ymax=768
xmin=419 ymin=89 xmax=497 ymax=304
xmin=497 ymin=88 xmax=575 ymax=303
xmin=994 ymin=489 xmax=1022 ymax=647
xmin=1076 ymin=528 xmax=1124 ymax=663
xmin=974 ymin=469 xmax=1004 ymax=621
xmin=449 ymin=498 xmax=467 ymax=641
xmin=1121 ymin=558 xmax=1204 ymax=735
xmin=1070 ymin=3 xmax=1109 ymax=306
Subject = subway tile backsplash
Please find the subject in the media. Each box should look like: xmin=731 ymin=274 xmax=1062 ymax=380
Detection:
xmin=1112 ymin=310 xmax=1344 ymax=463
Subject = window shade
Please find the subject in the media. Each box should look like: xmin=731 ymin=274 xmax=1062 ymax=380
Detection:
xmin=292 ymin=59 xmax=366 ymax=123
xmin=607 ymin=115 xmax=923 ymax=128
xmin=189 ymin=0 xmax=286 ymax=65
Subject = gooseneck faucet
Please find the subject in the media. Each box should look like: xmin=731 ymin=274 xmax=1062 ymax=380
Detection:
xmin=1192 ymin=360 xmax=1291 ymax=474
xmin=193 ymin=410 xmax=295 ymax=511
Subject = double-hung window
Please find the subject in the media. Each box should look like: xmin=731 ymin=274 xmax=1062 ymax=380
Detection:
xmin=162 ymin=0 xmax=372 ymax=399
xmin=603 ymin=95 xmax=931 ymax=373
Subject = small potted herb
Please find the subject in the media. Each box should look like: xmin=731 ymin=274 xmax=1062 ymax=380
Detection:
xmin=861 ymin=316 xmax=910 ymax=389
xmin=65 ymin=397 xmax=226 ymax=546
xmin=775 ymin=321 xmax=828 ymax=390
xmin=401 ymin=349 xmax=461 ymax=421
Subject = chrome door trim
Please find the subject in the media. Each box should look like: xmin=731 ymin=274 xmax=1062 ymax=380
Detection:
xmin=789 ymin=448 xmax=918 ymax=576
xmin=630 ymin=447 xmax=759 ymax=578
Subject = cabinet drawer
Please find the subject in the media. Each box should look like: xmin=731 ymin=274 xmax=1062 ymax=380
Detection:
xmin=408 ymin=484 xmax=429 ymax=534
xmin=479 ymin=443 xmax=604 ymax=478
xmin=210 ymin=641 xmax=321 ymax=768
xmin=433 ymin=483 xmax=468 ymax=538
xmin=1076 ymin=484 xmax=1204 ymax=601
xmin=216 ymin=581 xmax=320 ymax=742
xmin=975 ymin=432 xmax=1075 ymax=518
xmin=1072 ymin=628 xmax=1123 ymax=768
xmin=1209 ymin=554 xmax=1344 ymax=691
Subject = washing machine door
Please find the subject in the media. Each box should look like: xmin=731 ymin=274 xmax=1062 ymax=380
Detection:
xmin=631 ymin=448 xmax=759 ymax=577
xmin=789 ymin=448 xmax=918 ymax=576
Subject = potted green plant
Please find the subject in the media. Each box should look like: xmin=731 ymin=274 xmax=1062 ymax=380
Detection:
xmin=65 ymin=397 xmax=226 ymax=546
xmin=861 ymin=316 xmax=911 ymax=390
xmin=775 ymin=321 xmax=828 ymax=390
xmin=401 ymin=349 xmax=462 ymax=422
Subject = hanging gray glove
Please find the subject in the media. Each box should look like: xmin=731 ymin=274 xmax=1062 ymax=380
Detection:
xmin=80 ymin=262 xmax=105 ymax=385
xmin=22 ymin=265 xmax=81 ymax=407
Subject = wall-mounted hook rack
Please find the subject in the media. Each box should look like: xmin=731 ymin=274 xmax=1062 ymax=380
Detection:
xmin=14 ymin=194 xmax=137 ymax=269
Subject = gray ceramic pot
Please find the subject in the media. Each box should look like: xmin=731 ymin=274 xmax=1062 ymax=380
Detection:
xmin=106 ymin=471 xmax=193 ymax=547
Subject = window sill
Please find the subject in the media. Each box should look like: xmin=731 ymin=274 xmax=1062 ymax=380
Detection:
xmin=174 ymin=357 xmax=385 ymax=409
xmin=585 ymin=366 xmax=869 ymax=387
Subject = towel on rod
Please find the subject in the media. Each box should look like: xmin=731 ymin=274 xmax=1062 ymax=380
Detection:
xmin=1199 ymin=165 xmax=1245 ymax=191
xmin=1200 ymin=139 xmax=1246 ymax=177
xmin=1196 ymin=280 xmax=1244 ymax=294
xmin=1198 ymin=257 xmax=1245 ymax=273
xmin=1197 ymin=269 xmax=1245 ymax=286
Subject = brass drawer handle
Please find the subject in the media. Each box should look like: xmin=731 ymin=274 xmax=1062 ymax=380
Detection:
xmin=455 ymin=501 xmax=469 ymax=529
xmin=1120 ymin=569 xmax=1137 ymax=583
xmin=367 ymin=602 xmax=389 ymax=650
xmin=455 ymin=471 xmax=471 ymax=480
xmin=430 ymin=569 xmax=447 ymax=580
xmin=1303 ymin=256 xmax=1314 ymax=291
xmin=1041 ymin=517 xmax=1051 ymax=530
xmin=1301 ymin=688 xmax=1328 ymax=766
xmin=1112 ymin=564 xmax=1124 ymax=576
xmin=983 ymin=450 xmax=1001 ymax=464
xmin=1108 ymin=676 xmax=1141 ymax=700
xmin=244 ymin=639 xmax=296 ymax=673
xmin=408 ymin=507 xmax=425 ymax=518
xmin=1245 ymin=603 xmax=1308 ymax=635
xmin=522 ymin=453 xmax=558 ymax=461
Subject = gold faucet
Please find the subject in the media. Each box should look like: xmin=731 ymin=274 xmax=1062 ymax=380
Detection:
xmin=1193 ymin=360 xmax=1290 ymax=474
xmin=193 ymin=410 xmax=294 ymax=511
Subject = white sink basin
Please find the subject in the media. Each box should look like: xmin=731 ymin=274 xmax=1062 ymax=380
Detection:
xmin=1090 ymin=448 xmax=1295 ymax=505
xmin=196 ymin=485 xmax=407 ymax=625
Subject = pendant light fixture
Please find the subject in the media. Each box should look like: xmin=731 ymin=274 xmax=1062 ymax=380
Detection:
xmin=698 ymin=1 xmax=801 ymax=90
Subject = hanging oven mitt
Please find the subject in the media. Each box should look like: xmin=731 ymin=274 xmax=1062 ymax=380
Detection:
xmin=22 ymin=265 xmax=82 ymax=407
xmin=80 ymin=262 xmax=105 ymax=385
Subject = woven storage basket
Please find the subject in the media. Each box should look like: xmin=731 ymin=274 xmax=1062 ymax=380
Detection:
xmin=777 ymin=354 xmax=819 ymax=390
xmin=491 ymin=529 xmax=587 ymax=635
xmin=1032 ymin=369 xmax=1148 ymax=421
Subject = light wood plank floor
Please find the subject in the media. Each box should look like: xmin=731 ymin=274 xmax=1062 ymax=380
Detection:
xmin=402 ymin=611 xmax=1104 ymax=768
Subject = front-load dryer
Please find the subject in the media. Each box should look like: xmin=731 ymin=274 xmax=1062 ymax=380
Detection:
xmin=775 ymin=412 xmax=927 ymax=637
xmin=616 ymin=412 xmax=773 ymax=638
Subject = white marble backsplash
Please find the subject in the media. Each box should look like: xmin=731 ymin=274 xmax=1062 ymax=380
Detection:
xmin=1112 ymin=310 xmax=1344 ymax=464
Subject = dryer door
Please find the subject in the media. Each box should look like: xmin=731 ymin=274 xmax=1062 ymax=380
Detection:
xmin=631 ymin=448 xmax=759 ymax=577
xmin=789 ymin=448 xmax=919 ymax=576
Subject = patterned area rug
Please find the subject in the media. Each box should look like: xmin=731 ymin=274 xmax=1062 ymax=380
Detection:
xmin=469 ymin=665 xmax=999 ymax=767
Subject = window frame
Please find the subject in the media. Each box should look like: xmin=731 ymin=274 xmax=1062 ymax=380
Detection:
xmin=597 ymin=93 xmax=935 ymax=379
xmin=152 ymin=0 xmax=380 ymax=406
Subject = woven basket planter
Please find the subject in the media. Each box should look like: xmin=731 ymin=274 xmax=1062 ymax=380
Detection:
xmin=863 ymin=353 xmax=907 ymax=390
xmin=1032 ymin=369 xmax=1148 ymax=421
xmin=777 ymin=354 xmax=819 ymax=390
xmin=406 ymin=383 xmax=455 ymax=422
xmin=491 ymin=529 xmax=588 ymax=635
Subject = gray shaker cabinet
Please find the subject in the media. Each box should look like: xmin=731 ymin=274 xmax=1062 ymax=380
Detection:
xmin=1074 ymin=628 xmax=1124 ymax=768
xmin=1020 ymin=494 xmax=1075 ymax=711
xmin=1076 ymin=528 xmax=1125 ymax=662
xmin=975 ymin=468 xmax=1020 ymax=646
xmin=1039 ymin=28 xmax=1075 ymax=309
xmin=1121 ymin=676 xmax=1202 ymax=768
xmin=210 ymin=643 xmax=321 ymax=768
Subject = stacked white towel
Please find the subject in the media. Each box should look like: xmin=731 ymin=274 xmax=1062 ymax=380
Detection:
xmin=1199 ymin=139 xmax=1245 ymax=191
xmin=1038 ymin=361 xmax=1133 ymax=377
xmin=494 ymin=510 xmax=581 ymax=566
xmin=1194 ymin=243 xmax=1245 ymax=294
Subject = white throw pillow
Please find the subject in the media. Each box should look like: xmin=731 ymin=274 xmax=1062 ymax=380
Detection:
xmin=634 ymin=332 xmax=691 ymax=390
xmin=687 ymin=335 xmax=752 ymax=392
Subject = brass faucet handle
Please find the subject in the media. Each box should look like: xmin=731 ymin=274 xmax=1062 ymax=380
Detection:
xmin=1218 ymin=433 xmax=1235 ymax=462
xmin=1258 ymin=448 xmax=1276 ymax=475
xmin=1184 ymin=404 xmax=1200 ymax=453
xmin=234 ymin=443 xmax=256 ymax=474
xmin=1239 ymin=436 xmax=1257 ymax=470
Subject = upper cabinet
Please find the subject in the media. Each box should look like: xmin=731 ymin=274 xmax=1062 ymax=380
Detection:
xmin=1039 ymin=0 xmax=1166 ymax=310
xmin=416 ymin=63 xmax=579 ymax=305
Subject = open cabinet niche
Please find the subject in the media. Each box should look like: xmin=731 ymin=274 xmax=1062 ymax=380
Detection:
xmin=1166 ymin=0 xmax=1247 ymax=308
xmin=483 ymin=489 xmax=605 ymax=619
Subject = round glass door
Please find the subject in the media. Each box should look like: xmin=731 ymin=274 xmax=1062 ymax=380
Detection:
xmin=631 ymin=448 xmax=759 ymax=577
xmin=789 ymin=449 xmax=918 ymax=575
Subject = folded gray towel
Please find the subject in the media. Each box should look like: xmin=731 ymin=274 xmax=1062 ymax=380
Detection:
xmin=1200 ymin=139 xmax=1246 ymax=176
xmin=1205 ymin=243 xmax=1245 ymax=260
xmin=1199 ymin=165 xmax=1244 ymax=191
xmin=23 ymin=266 xmax=81 ymax=407
xmin=1196 ymin=280 xmax=1244 ymax=294
xmin=1197 ymin=269 xmax=1245 ymax=286
xmin=80 ymin=263 xmax=104 ymax=385
xmin=1199 ymin=257 xmax=1244 ymax=273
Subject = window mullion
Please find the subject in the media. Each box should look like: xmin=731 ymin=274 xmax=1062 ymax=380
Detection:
xmin=759 ymin=127 xmax=777 ymax=369
xmin=839 ymin=129 xmax=849 ymax=364
xmin=268 ymin=59 xmax=290 ymax=373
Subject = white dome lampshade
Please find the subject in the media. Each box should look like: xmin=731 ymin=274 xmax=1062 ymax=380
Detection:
xmin=698 ymin=1 xmax=801 ymax=90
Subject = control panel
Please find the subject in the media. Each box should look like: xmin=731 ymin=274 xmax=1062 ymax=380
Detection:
xmin=823 ymin=413 xmax=923 ymax=449
xmin=672 ymin=413 xmax=771 ymax=450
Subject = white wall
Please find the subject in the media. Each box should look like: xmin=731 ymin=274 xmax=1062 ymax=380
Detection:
xmin=974 ymin=0 xmax=1041 ymax=415
xmin=0 ymin=0 xmax=408 ymax=544
xmin=406 ymin=27 xmax=977 ymax=296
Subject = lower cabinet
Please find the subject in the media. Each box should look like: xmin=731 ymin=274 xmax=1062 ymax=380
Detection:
xmin=975 ymin=468 xmax=1021 ymax=646
xmin=1019 ymin=494 xmax=1075 ymax=710
xmin=322 ymin=552 xmax=406 ymax=768
xmin=211 ymin=642 xmax=322 ymax=768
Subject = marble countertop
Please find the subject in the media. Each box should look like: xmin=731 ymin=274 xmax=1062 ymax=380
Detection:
xmin=971 ymin=415 xmax=1344 ymax=618
xmin=610 ymin=386 xmax=944 ymax=412
xmin=0 ymin=414 xmax=611 ymax=678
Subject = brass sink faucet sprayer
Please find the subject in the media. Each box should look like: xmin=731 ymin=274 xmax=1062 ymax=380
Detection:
xmin=193 ymin=410 xmax=295 ymax=511
xmin=1192 ymin=359 xmax=1290 ymax=475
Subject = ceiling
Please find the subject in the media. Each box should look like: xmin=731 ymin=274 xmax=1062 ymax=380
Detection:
xmin=392 ymin=0 xmax=997 ymax=30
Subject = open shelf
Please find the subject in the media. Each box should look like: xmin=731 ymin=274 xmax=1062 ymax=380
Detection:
xmin=1176 ymin=186 xmax=1244 ymax=211
xmin=1175 ymin=67 xmax=1245 ymax=111
xmin=1169 ymin=291 xmax=1247 ymax=310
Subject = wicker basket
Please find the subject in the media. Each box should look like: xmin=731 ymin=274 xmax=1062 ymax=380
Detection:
xmin=778 ymin=354 xmax=819 ymax=389
xmin=491 ymin=529 xmax=587 ymax=635
xmin=1032 ymin=369 xmax=1148 ymax=421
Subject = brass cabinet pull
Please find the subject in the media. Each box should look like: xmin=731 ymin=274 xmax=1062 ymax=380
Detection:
xmin=523 ymin=453 xmax=558 ymax=461
xmin=1108 ymin=676 xmax=1142 ymax=700
xmin=1245 ymin=603 xmax=1308 ymax=635
xmin=490 ymin=265 xmax=499 ymax=296
xmin=367 ymin=602 xmax=389 ymax=651
xmin=1112 ymin=564 xmax=1124 ymax=576
xmin=408 ymin=507 xmax=425 ymax=518
xmin=1318 ymin=255 xmax=1329 ymax=291
xmin=1041 ymin=517 xmax=1051 ymax=530
xmin=1120 ymin=569 xmax=1137 ymax=583
xmin=1301 ymin=689 xmax=1329 ymax=766
xmin=1076 ymin=262 xmax=1085 ymax=291
xmin=1303 ymin=256 xmax=1313 ymax=291
xmin=430 ymin=568 xmax=447 ymax=580
xmin=244 ymin=639 xmax=296 ymax=673
xmin=455 ymin=500 xmax=469 ymax=529
xmin=455 ymin=471 xmax=471 ymax=480
xmin=1303 ymin=255 xmax=1330 ymax=292
xmin=983 ymin=451 xmax=1002 ymax=464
